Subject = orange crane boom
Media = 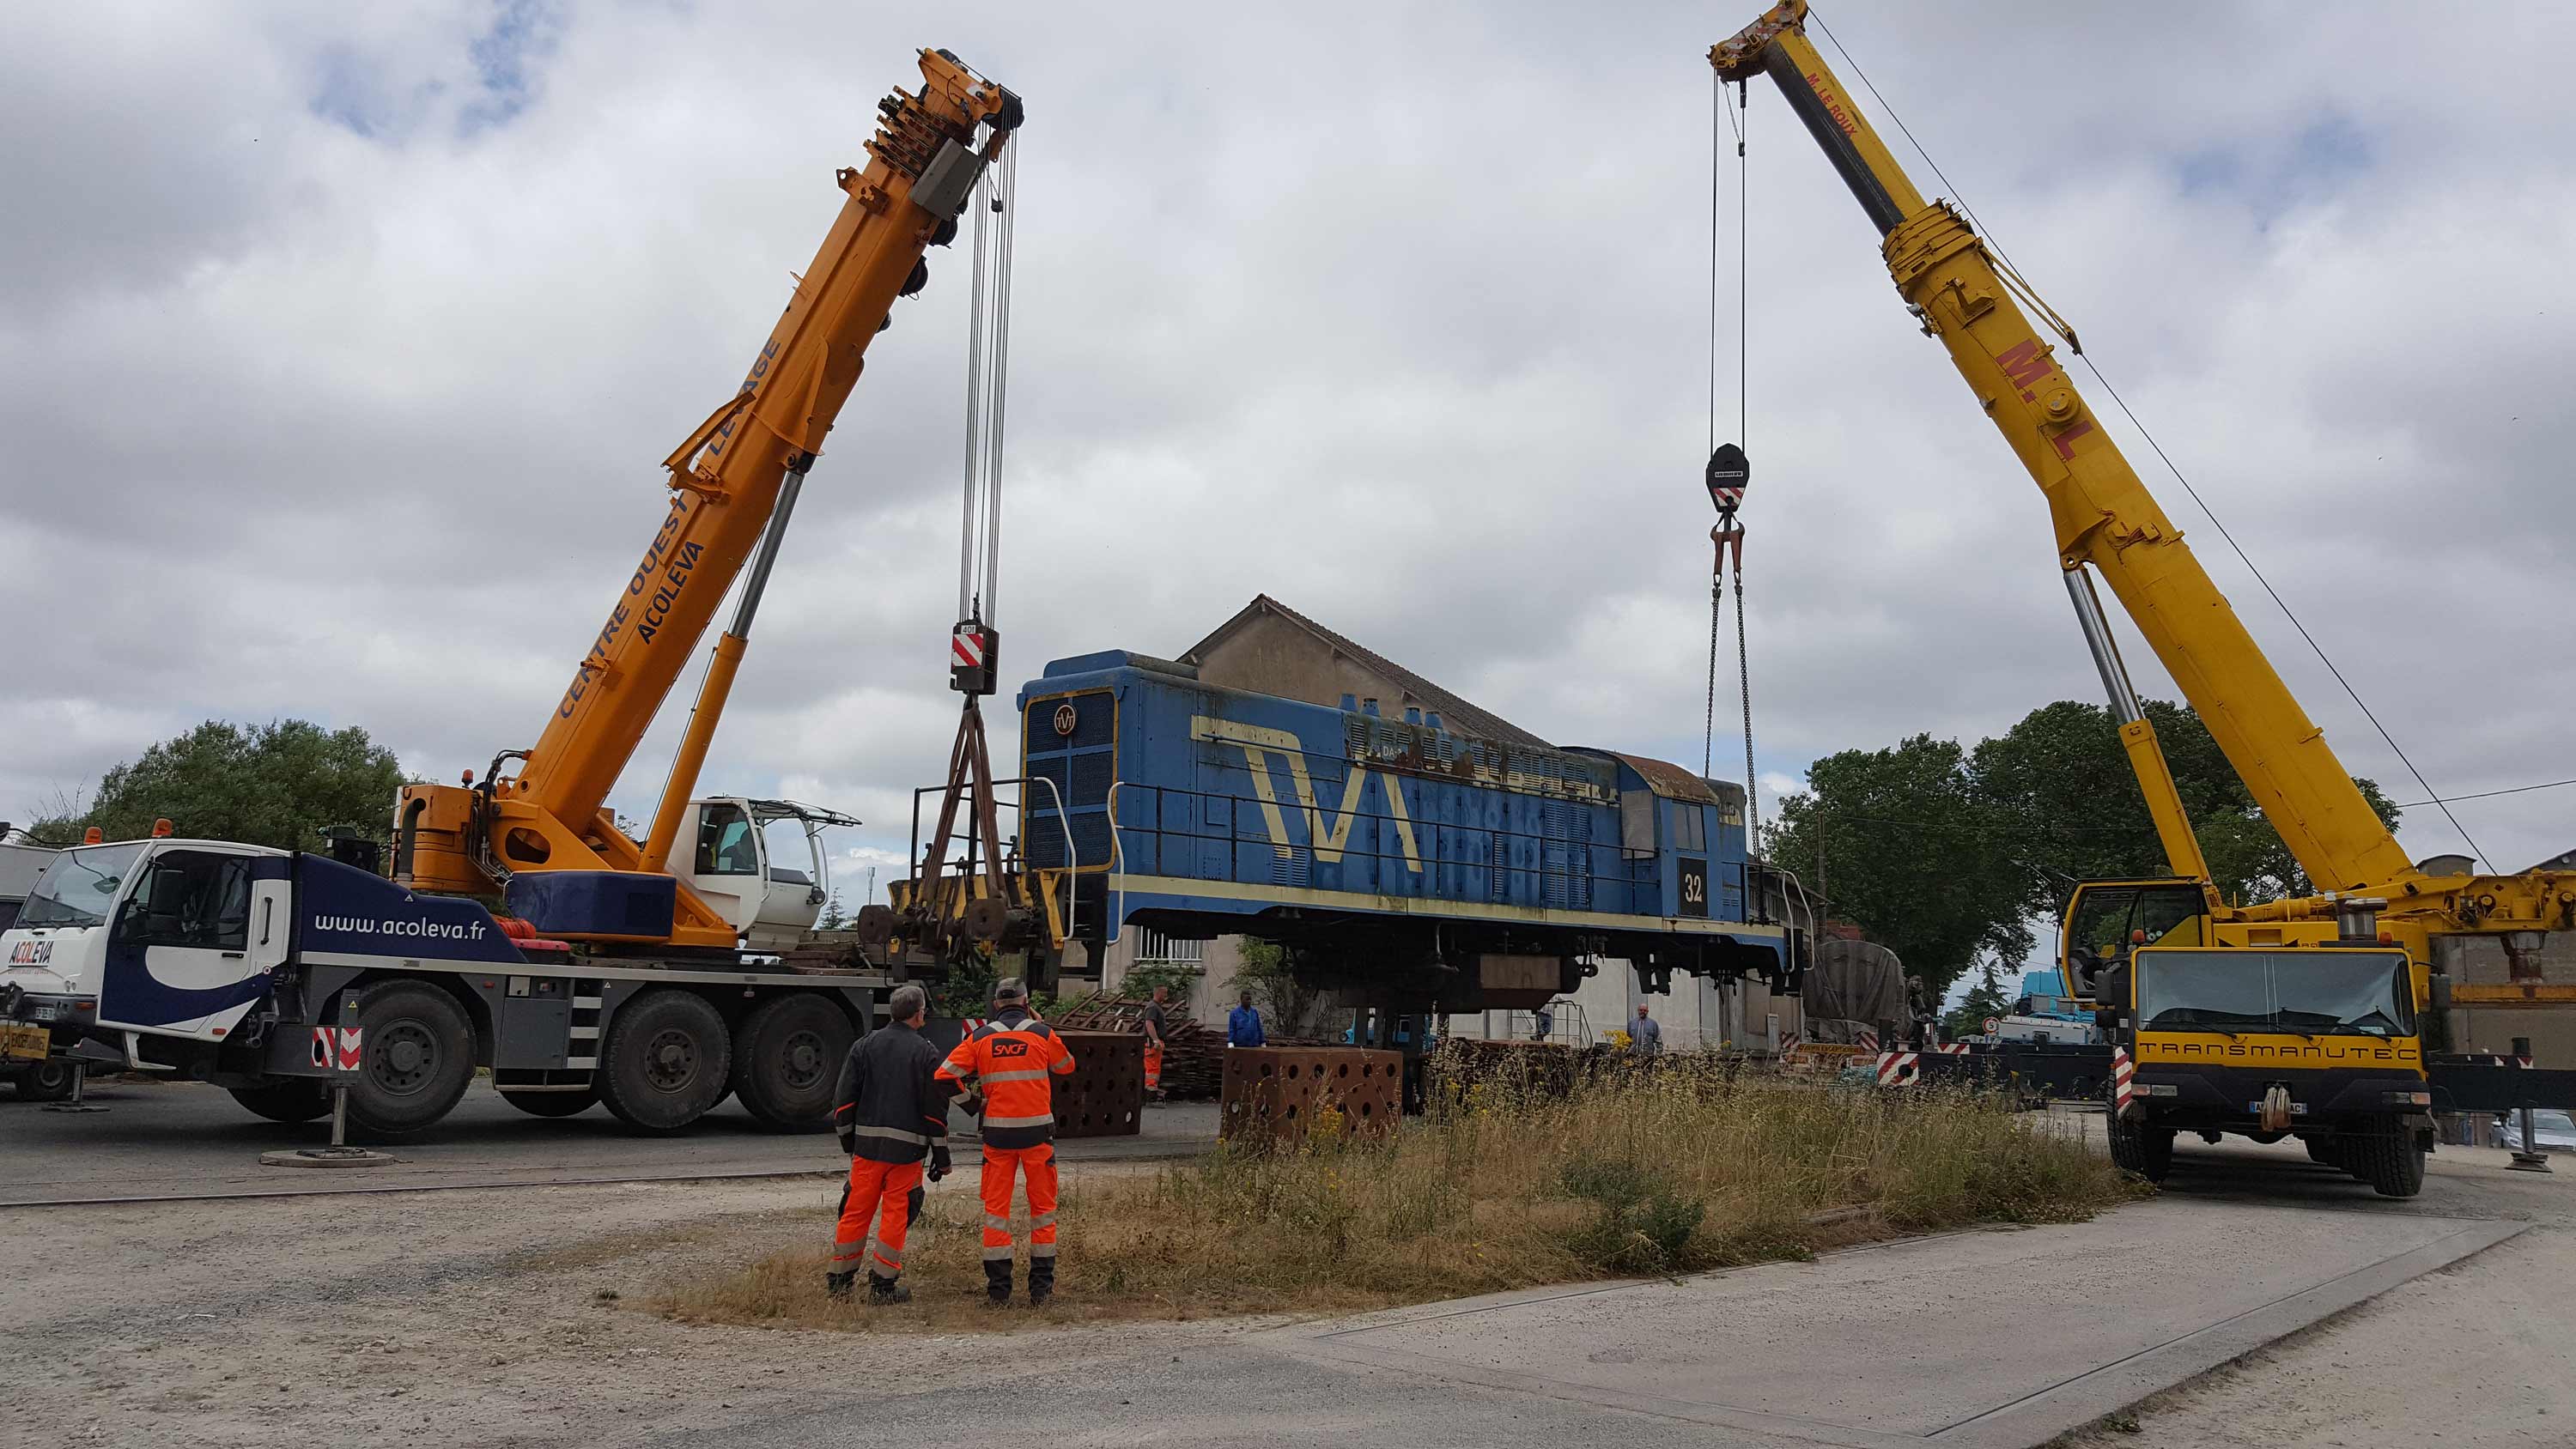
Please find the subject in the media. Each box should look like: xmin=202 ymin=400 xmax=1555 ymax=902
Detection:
xmin=395 ymin=50 xmax=1020 ymax=950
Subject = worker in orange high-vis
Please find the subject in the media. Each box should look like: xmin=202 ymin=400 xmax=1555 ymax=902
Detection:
xmin=827 ymin=984 xmax=951 ymax=1305
xmin=936 ymin=977 xmax=1076 ymax=1306
xmin=1141 ymin=981 xmax=1171 ymax=1100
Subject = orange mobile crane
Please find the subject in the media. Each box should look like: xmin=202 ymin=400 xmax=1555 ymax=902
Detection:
xmin=395 ymin=51 xmax=1023 ymax=955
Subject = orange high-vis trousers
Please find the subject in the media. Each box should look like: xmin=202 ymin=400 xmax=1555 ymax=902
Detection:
xmin=979 ymin=1143 xmax=1058 ymax=1265
xmin=832 ymin=1157 xmax=925 ymax=1281
xmin=1144 ymin=1042 xmax=1164 ymax=1093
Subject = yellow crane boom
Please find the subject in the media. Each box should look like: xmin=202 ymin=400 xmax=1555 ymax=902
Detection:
xmin=1709 ymin=2 xmax=2572 ymax=979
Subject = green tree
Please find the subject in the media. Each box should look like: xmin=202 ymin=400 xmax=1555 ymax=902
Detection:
xmin=1945 ymin=961 xmax=2013 ymax=1039
xmin=817 ymin=890 xmax=848 ymax=931
xmin=1764 ymin=735 xmax=2032 ymax=1002
xmin=32 ymin=719 xmax=404 ymax=852
xmin=1968 ymin=699 xmax=2401 ymax=913
xmin=1231 ymin=937 xmax=1320 ymax=1034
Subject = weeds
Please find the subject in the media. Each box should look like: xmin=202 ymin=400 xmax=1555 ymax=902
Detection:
xmin=651 ymin=1049 xmax=2143 ymax=1333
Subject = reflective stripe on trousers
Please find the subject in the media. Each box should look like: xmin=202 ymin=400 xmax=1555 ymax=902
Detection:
xmin=832 ymin=1156 xmax=925 ymax=1278
xmin=978 ymin=1142 xmax=1059 ymax=1260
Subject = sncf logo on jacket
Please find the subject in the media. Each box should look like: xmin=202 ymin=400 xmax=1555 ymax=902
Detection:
xmin=937 ymin=1008 xmax=1077 ymax=1150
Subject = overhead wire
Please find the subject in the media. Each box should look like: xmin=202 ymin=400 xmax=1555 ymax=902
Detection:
xmin=1808 ymin=12 xmax=2490 ymax=873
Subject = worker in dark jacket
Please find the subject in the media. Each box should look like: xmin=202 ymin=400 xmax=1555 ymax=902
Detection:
xmin=827 ymin=983 xmax=951 ymax=1305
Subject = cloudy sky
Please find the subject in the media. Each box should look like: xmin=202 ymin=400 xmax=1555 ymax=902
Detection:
xmin=6 ymin=1 xmax=2570 ymax=898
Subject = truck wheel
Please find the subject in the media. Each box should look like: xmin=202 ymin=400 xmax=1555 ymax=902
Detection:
xmin=229 ymin=1079 xmax=332 ymax=1123
xmin=597 ymin=989 xmax=731 ymax=1134
xmin=345 ymin=981 xmax=477 ymax=1137
xmin=498 ymin=1089 xmax=598 ymax=1119
xmin=731 ymin=992 xmax=854 ymax=1131
xmin=2304 ymin=1136 xmax=2343 ymax=1168
xmin=2110 ymin=1118 xmax=2173 ymax=1183
xmin=15 ymin=1060 xmax=77 ymax=1102
xmin=2350 ymin=1124 xmax=2427 ymax=1198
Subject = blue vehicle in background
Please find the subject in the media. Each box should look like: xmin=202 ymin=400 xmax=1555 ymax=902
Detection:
xmin=989 ymin=651 xmax=1804 ymax=1018
xmin=1992 ymin=968 xmax=2099 ymax=1046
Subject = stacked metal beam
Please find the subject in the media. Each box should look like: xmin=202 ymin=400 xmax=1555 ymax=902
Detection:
xmin=1051 ymin=991 xmax=1229 ymax=1100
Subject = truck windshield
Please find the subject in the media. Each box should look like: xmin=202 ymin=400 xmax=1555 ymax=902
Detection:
xmin=16 ymin=843 xmax=147 ymax=929
xmin=2136 ymin=950 xmax=2412 ymax=1038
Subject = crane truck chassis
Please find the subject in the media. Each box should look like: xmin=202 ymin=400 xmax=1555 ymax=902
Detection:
xmin=0 ymin=837 xmax=884 ymax=1136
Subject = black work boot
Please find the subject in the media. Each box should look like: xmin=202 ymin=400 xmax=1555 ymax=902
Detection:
xmin=866 ymin=1273 xmax=911 ymax=1307
xmin=824 ymin=1270 xmax=857 ymax=1301
xmin=983 ymin=1258 xmax=1014 ymax=1307
xmin=1027 ymin=1260 xmax=1054 ymax=1308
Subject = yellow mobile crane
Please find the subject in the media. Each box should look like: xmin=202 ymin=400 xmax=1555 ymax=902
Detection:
xmin=1711 ymin=3 xmax=2575 ymax=1193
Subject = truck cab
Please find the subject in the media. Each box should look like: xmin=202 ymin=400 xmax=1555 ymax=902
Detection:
xmin=3 ymin=839 xmax=295 ymax=1067
xmin=2108 ymin=941 xmax=2432 ymax=1196
xmin=677 ymin=797 xmax=856 ymax=953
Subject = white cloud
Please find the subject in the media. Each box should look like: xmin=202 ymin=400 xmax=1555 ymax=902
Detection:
xmin=5 ymin=0 xmax=2570 ymax=882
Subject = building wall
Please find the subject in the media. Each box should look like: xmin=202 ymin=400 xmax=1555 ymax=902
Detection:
xmin=1447 ymin=959 xmax=1803 ymax=1053
xmin=1192 ymin=612 xmax=1429 ymax=720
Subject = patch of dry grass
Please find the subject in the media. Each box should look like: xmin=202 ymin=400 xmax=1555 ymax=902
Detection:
xmin=650 ymin=1052 xmax=2143 ymax=1333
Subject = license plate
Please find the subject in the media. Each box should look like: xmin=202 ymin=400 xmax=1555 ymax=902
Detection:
xmin=2248 ymin=1100 xmax=2309 ymax=1114
xmin=0 ymin=1022 xmax=50 ymax=1063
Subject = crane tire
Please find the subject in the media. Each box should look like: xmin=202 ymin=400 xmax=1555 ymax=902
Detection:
xmin=13 ymin=1060 xmax=78 ymax=1101
xmin=598 ymin=989 xmax=732 ymax=1134
xmin=2350 ymin=1123 xmax=2426 ymax=1198
xmin=343 ymin=980 xmax=477 ymax=1138
xmin=2109 ymin=1118 xmax=2173 ymax=1183
xmin=498 ymin=1088 xmax=598 ymax=1119
xmin=229 ymin=1079 xmax=332 ymax=1123
xmin=732 ymin=992 xmax=854 ymax=1131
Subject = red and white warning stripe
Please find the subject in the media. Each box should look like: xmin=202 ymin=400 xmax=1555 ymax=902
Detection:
xmin=951 ymin=626 xmax=986 ymax=669
xmin=1778 ymin=1031 xmax=1801 ymax=1056
xmin=310 ymin=1026 xmax=365 ymax=1073
xmin=1856 ymin=1029 xmax=1880 ymax=1053
xmin=1934 ymin=1041 xmax=1971 ymax=1055
xmin=2111 ymin=1046 xmax=2136 ymax=1116
xmin=1874 ymin=1051 xmax=1919 ymax=1087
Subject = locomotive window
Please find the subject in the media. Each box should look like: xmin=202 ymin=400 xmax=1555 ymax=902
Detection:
xmin=1672 ymin=803 xmax=1706 ymax=852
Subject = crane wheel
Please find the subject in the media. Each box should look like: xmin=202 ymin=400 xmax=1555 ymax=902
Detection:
xmin=228 ymin=1079 xmax=333 ymax=1123
xmin=732 ymin=992 xmax=855 ymax=1131
xmin=2109 ymin=1118 xmax=2174 ymax=1183
xmin=597 ymin=989 xmax=732 ymax=1135
xmin=2348 ymin=1122 xmax=2426 ymax=1199
xmin=343 ymin=980 xmax=477 ymax=1138
xmin=12 ymin=1059 xmax=78 ymax=1102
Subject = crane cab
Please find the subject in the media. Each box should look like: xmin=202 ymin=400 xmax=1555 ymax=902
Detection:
xmin=2058 ymin=879 xmax=2211 ymax=1006
xmin=677 ymin=797 xmax=857 ymax=954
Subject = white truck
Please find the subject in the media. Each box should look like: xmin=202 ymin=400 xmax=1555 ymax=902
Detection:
xmin=0 ymin=836 xmax=73 ymax=1098
xmin=0 ymin=804 xmax=887 ymax=1136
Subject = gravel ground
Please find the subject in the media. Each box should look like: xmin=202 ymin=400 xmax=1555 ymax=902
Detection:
xmin=0 ymin=1170 xmax=1257 ymax=1448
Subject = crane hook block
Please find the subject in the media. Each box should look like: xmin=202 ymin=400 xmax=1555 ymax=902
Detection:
xmin=1706 ymin=442 xmax=1750 ymax=516
xmin=950 ymin=619 xmax=999 ymax=697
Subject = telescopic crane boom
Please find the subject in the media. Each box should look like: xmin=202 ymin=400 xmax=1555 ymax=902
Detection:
xmin=1709 ymin=3 xmax=2572 ymax=981
xmin=394 ymin=50 xmax=1022 ymax=951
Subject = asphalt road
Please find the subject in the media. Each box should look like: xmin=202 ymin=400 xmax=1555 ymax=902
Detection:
xmin=0 ymin=1076 xmax=1220 ymax=1204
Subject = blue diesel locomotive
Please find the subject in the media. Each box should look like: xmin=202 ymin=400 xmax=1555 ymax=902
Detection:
xmin=1014 ymin=651 xmax=1801 ymax=1013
